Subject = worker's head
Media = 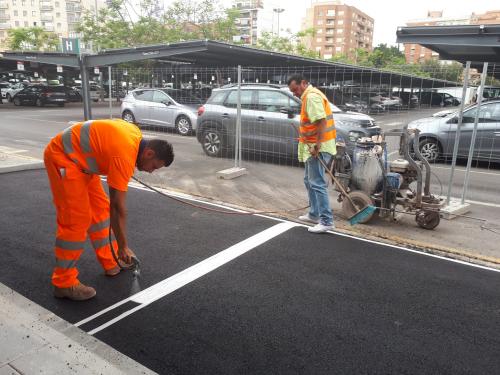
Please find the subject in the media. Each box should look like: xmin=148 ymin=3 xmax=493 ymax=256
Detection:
xmin=287 ymin=74 xmax=309 ymax=98
xmin=137 ymin=139 xmax=174 ymax=173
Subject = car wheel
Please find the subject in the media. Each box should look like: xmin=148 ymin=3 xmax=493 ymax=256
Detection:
xmin=202 ymin=128 xmax=224 ymax=157
xmin=175 ymin=115 xmax=192 ymax=136
xmin=36 ymin=98 xmax=44 ymax=107
xmin=13 ymin=97 xmax=21 ymax=106
xmin=122 ymin=110 xmax=136 ymax=124
xmin=418 ymin=138 xmax=440 ymax=163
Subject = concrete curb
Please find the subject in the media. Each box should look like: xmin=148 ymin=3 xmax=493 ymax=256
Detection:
xmin=0 ymin=283 xmax=156 ymax=374
xmin=0 ymin=153 xmax=45 ymax=175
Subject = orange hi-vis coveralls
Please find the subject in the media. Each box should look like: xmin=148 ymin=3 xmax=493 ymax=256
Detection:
xmin=44 ymin=119 xmax=142 ymax=288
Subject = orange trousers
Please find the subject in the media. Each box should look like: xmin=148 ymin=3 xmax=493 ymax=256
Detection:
xmin=44 ymin=142 xmax=119 ymax=288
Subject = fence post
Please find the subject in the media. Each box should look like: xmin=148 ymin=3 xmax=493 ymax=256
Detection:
xmin=446 ymin=61 xmax=470 ymax=206
xmin=108 ymin=66 xmax=112 ymax=119
xmin=235 ymin=65 xmax=242 ymax=168
xmin=461 ymin=62 xmax=488 ymax=204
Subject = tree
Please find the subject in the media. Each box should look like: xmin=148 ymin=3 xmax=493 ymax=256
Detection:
xmin=7 ymin=27 xmax=59 ymax=51
xmin=256 ymin=29 xmax=318 ymax=59
xmin=76 ymin=0 xmax=240 ymax=51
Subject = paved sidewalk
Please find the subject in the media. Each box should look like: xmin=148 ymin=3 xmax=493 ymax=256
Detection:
xmin=0 ymin=283 xmax=155 ymax=375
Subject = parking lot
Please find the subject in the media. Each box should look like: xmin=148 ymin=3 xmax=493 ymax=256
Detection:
xmin=2 ymin=169 xmax=500 ymax=374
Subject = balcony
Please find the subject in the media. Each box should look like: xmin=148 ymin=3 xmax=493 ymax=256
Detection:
xmin=44 ymin=25 xmax=54 ymax=31
xmin=67 ymin=18 xmax=80 ymax=24
xmin=39 ymin=2 xmax=53 ymax=10
xmin=41 ymin=14 xmax=53 ymax=21
xmin=0 ymin=2 xmax=8 ymax=9
xmin=66 ymin=5 xmax=81 ymax=12
xmin=0 ymin=21 xmax=10 ymax=28
xmin=0 ymin=13 xmax=9 ymax=21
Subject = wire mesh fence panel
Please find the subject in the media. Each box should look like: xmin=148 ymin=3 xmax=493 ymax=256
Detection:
xmin=108 ymin=63 xmax=500 ymax=211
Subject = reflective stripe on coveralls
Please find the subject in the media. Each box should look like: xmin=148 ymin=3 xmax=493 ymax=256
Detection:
xmin=61 ymin=121 xmax=100 ymax=175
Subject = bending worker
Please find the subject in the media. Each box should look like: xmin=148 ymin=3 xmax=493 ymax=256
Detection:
xmin=288 ymin=74 xmax=336 ymax=233
xmin=44 ymin=119 xmax=174 ymax=301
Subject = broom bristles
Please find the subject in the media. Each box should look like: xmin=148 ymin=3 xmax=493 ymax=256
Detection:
xmin=348 ymin=205 xmax=376 ymax=225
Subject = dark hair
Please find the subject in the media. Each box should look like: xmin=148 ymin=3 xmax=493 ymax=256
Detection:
xmin=146 ymin=139 xmax=174 ymax=167
xmin=287 ymin=74 xmax=308 ymax=86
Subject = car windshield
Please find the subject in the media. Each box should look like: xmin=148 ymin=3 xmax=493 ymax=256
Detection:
xmin=161 ymin=89 xmax=200 ymax=104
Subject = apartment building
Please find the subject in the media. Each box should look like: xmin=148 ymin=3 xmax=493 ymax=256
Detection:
xmin=232 ymin=0 xmax=272 ymax=45
xmin=0 ymin=0 xmax=107 ymax=51
xmin=404 ymin=10 xmax=500 ymax=63
xmin=301 ymin=1 xmax=374 ymax=60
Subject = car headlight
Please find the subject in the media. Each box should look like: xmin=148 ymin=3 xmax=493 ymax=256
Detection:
xmin=348 ymin=131 xmax=364 ymax=142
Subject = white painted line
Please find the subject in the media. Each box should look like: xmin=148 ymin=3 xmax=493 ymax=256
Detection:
xmin=77 ymin=222 xmax=296 ymax=334
xmin=465 ymin=199 xmax=500 ymax=209
xmin=4 ymin=115 xmax=67 ymax=125
xmin=432 ymin=165 xmax=500 ymax=177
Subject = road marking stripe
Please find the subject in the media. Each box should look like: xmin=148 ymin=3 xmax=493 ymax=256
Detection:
xmin=77 ymin=222 xmax=296 ymax=334
xmin=4 ymin=115 xmax=67 ymax=125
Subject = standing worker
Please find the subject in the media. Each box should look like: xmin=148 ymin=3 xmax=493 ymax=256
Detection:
xmin=44 ymin=119 xmax=174 ymax=301
xmin=288 ymin=74 xmax=336 ymax=233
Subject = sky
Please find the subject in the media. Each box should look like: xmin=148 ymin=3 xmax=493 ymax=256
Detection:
xmin=219 ymin=0 xmax=497 ymax=46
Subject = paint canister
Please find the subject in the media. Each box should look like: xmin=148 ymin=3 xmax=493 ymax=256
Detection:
xmin=351 ymin=141 xmax=384 ymax=194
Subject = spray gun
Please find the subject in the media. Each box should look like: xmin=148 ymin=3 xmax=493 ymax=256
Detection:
xmin=131 ymin=255 xmax=141 ymax=277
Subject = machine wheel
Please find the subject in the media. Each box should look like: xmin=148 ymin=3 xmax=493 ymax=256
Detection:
xmin=175 ymin=115 xmax=192 ymax=136
xmin=341 ymin=190 xmax=376 ymax=224
xmin=122 ymin=110 xmax=136 ymax=124
xmin=416 ymin=210 xmax=440 ymax=230
xmin=419 ymin=138 xmax=440 ymax=163
xmin=13 ymin=97 xmax=21 ymax=106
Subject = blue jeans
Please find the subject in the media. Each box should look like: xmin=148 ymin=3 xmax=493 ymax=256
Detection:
xmin=304 ymin=153 xmax=334 ymax=226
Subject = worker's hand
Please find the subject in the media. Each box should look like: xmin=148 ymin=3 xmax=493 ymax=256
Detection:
xmin=118 ymin=247 xmax=135 ymax=265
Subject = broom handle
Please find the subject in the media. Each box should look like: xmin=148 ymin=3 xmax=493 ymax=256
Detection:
xmin=307 ymin=144 xmax=360 ymax=211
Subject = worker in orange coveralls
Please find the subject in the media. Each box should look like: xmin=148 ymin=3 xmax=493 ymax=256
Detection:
xmin=44 ymin=119 xmax=174 ymax=301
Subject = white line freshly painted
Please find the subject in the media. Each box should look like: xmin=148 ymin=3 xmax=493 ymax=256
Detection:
xmin=4 ymin=116 xmax=68 ymax=125
xmin=464 ymin=199 xmax=500 ymax=209
xmin=77 ymin=222 xmax=297 ymax=334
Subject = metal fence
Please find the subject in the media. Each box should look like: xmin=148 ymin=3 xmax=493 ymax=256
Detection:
xmin=97 ymin=63 xmax=500 ymax=215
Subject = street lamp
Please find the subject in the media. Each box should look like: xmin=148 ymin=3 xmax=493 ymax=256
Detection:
xmin=273 ymin=8 xmax=285 ymax=37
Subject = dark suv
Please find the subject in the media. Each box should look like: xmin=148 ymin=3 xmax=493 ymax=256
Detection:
xmin=196 ymin=84 xmax=381 ymax=158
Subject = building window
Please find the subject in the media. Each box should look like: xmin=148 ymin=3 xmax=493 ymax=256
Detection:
xmin=338 ymin=20 xmax=343 ymax=25
xmin=316 ymin=37 xmax=322 ymax=42
xmin=31 ymin=0 xmax=34 ymax=4
xmin=316 ymin=28 xmax=322 ymax=34
xmin=23 ymin=10 xmax=27 ymax=16
xmin=316 ymin=46 xmax=321 ymax=52
xmin=56 ymin=12 xmax=60 ymax=17
xmin=338 ymin=11 xmax=344 ymax=16
xmin=336 ymin=46 xmax=342 ymax=52
xmin=337 ymin=29 xmax=343 ymax=34
xmin=12 ymin=0 xmax=16 ymax=5
xmin=317 ymin=11 xmax=323 ymax=17
xmin=32 ymin=10 xmax=36 ymax=16
xmin=55 ymin=1 xmax=59 ymax=6
xmin=15 ymin=21 xmax=19 ymax=26
xmin=24 ymin=21 xmax=28 ymax=26
xmin=317 ymin=20 xmax=323 ymax=25
xmin=57 ymin=22 xmax=61 ymax=28
xmin=327 ymin=9 xmax=335 ymax=16
xmin=336 ymin=37 xmax=342 ymax=42
xmin=14 ymin=10 xmax=18 ymax=16
xmin=21 ymin=0 xmax=25 ymax=5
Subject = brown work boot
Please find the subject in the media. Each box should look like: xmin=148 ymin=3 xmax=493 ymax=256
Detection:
xmin=54 ymin=283 xmax=96 ymax=301
xmin=105 ymin=261 xmax=134 ymax=277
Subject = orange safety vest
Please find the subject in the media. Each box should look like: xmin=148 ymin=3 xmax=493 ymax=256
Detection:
xmin=299 ymin=87 xmax=336 ymax=144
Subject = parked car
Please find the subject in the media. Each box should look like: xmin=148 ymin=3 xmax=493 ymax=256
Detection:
xmin=64 ymin=87 xmax=83 ymax=102
xmin=407 ymin=100 xmax=500 ymax=162
xmin=393 ymin=91 xmax=419 ymax=108
xmin=0 ymin=81 xmax=10 ymax=99
xmin=73 ymin=84 xmax=104 ymax=102
xmin=196 ymin=84 xmax=381 ymax=159
xmin=12 ymin=85 xmax=67 ymax=107
xmin=121 ymin=88 xmax=201 ymax=135
xmin=5 ymin=82 xmax=29 ymax=101
xmin=370 ymin=94 xmax=403 ymax=110
xmin=418 ymin=92 xmax=460 ymax=107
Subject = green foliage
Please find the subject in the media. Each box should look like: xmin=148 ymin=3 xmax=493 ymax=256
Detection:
xmin=7 ymin=27 xmax=59 ymax=51
xmin=76 ymin=0 xmax=240 ymax=51
xmin=256 ymin=29 xmax=319 ymax=59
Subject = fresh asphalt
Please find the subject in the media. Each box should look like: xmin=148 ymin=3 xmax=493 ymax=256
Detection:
xmin=1 ymin=169 xmax=500 ymax=374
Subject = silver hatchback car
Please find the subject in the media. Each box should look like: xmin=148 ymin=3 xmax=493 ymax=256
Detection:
xmin=121 ymin=88 xmax=201 ymax=135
